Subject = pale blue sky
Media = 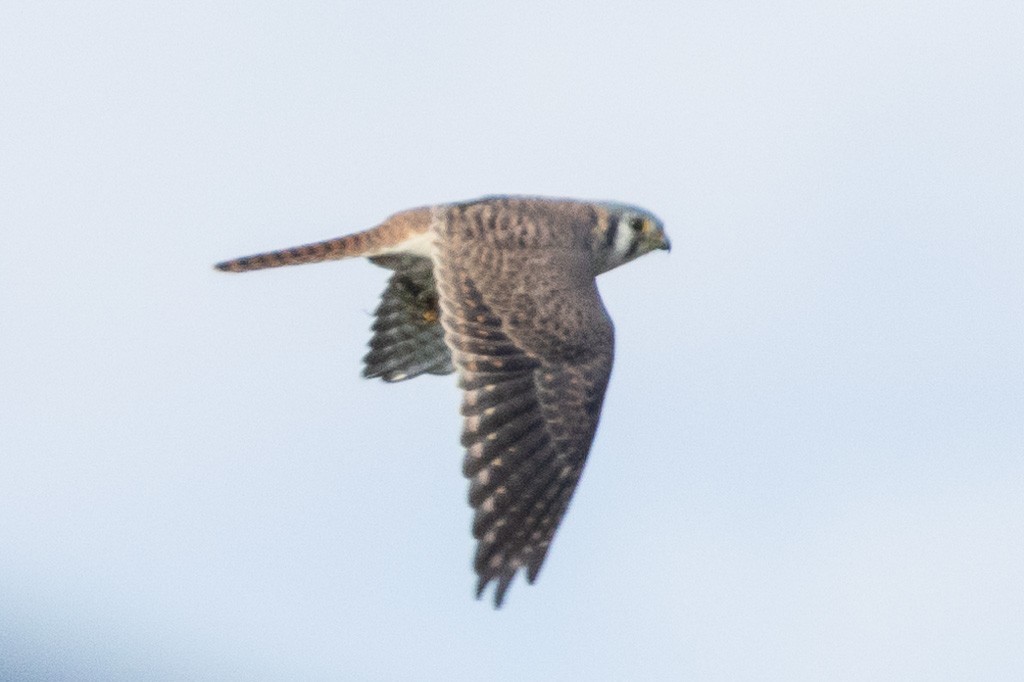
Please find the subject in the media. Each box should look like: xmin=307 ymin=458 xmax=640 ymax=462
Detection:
xmin=2 ymin=2 xmax=1022 ymax=680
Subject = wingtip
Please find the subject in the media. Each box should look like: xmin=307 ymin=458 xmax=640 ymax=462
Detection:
xmin=493 ymin=575 xmax=512 ymax=608
xmin=475 ymin=574 xmax=510 ymax=609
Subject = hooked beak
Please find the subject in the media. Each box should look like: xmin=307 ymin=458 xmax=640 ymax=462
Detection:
xmin=658 ymin=232 xmax=671 ymax=253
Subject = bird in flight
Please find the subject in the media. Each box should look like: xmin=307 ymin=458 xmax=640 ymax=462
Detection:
xmin=216 ymin=195 xmax=670 ymax=606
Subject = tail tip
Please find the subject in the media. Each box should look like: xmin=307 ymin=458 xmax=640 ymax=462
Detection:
xmin=214 ymin=258 xmax=247 ymax=272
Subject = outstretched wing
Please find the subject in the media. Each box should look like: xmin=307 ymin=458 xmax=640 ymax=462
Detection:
xmin=433 ymin=245 xmax=614 ymax=606
xmin=363 ymin=255 xmax=453 ymax=382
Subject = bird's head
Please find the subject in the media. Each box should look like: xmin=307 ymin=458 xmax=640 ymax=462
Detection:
xmin=593 ymin=203 xmax=670 ymax=274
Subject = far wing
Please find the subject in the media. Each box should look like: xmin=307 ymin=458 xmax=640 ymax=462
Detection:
xmin=363 ymin=255 xmax=453 ymax=382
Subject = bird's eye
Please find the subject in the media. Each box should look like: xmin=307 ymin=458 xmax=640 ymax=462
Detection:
xmin=628 ymin=217 xmax=645 ymax=233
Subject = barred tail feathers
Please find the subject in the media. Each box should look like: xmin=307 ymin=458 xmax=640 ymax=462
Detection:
xmin=214 ymin=207 xmax=433 ymax=273
xmin=214 ymin=233 xmax=358 ymax=270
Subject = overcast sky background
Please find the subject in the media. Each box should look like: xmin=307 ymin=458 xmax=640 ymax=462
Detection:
xmin=2 ymin=2 xmax=1022 ymax=680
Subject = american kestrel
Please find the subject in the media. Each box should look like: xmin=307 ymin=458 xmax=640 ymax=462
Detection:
xmin=216 ymin=196 xmax=670 ymax=606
